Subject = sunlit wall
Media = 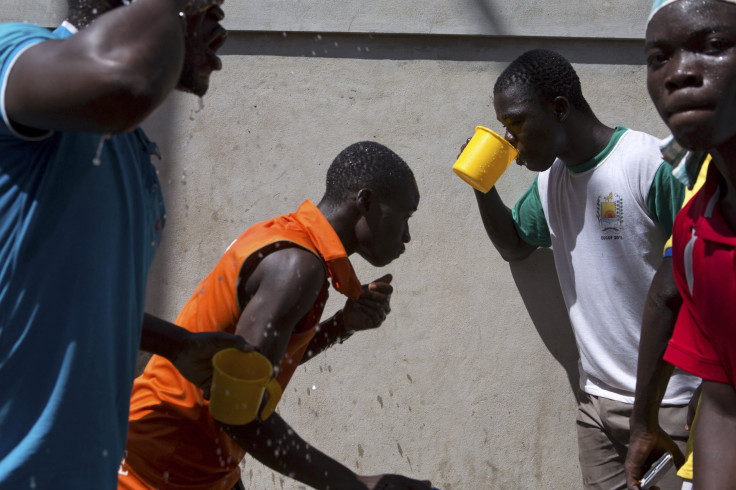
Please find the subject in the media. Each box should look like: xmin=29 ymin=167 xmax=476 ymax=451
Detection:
xmin=5 ymin=2 xmax=667 ymax=488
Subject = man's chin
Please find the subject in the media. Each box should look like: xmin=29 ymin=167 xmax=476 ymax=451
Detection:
xmin=176 ymin=77 xmax=209 ymax=97
xmin=670 ymin=126 xmax=717 ymax=153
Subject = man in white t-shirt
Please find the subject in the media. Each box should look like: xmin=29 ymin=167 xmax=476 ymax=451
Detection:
xmin=470 ymin=49 xmax=700 ymax=489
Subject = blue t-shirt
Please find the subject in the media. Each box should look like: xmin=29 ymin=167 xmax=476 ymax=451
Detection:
xmin=0 ymin=23 xmax=165 ymax=488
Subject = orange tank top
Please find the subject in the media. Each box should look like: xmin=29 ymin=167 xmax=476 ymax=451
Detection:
xmin=124 ymin=200 xmax=361 ymax=489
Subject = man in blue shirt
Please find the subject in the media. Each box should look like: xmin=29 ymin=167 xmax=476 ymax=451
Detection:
xmin=0 ymin=1 xmax=248 ymax=488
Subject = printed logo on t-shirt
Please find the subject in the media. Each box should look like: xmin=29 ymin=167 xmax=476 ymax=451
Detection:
xmin=597 ymin=192 xmax=624 ymax=240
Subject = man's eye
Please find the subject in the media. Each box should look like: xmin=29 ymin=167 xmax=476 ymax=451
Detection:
xmin=646 ymin=51 xmax=668 ymax=68
xmin=703 ymin=38 xmax=732 ymax=55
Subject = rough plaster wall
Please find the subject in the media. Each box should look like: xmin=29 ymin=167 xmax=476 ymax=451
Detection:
xmin=139 ymin=54 xmax=667 ymax=489
xmin=3 ymin=0 xmax=651 ymax=38
xmin=4 ymin=1 xmax=669 ymax=488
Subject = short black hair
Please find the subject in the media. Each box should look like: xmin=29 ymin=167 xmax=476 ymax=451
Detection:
xmin=494 ymin=49 xmax=593 ymax=115
xmin=322 ymin=141 xmax=415 ymax=205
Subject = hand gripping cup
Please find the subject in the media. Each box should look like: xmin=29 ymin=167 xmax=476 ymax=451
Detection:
xmin=453 ymin=126 xmax=518 ymax=193
xmin=209 ymin=348 xmax=283 ymax=425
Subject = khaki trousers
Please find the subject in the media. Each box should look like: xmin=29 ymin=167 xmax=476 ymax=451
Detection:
xmin=576 ymin=392 xmax=689 ymax=490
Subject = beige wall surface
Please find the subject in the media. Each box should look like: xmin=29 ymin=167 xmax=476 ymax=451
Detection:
xmin=5 ymin=2 xmax=668 ymax=489
xmin=5 ymin=0 xmax=651 ymax=38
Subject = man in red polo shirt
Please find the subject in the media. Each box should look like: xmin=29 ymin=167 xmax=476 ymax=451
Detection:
xmin=637 ymin=0 xmax=736 ymax=488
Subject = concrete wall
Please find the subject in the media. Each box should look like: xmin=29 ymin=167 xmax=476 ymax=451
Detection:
xmin=6 ymin=2 xmax=668 ymax=489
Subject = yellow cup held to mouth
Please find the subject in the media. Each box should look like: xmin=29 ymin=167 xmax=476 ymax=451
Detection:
xmin=453 ymin=126 xmax=518 ymax=193
xmin=209 ymin=348 xmax=282 ymax=425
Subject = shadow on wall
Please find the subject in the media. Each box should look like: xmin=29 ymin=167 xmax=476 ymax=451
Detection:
xmin=473 ymin=0 xmax=505 ymax=35
xmin=509 ymin=248 xmax=581 ymax=402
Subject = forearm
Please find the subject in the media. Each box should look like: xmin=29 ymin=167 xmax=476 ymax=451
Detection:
xmin=139 ymin=312 xmax=191 ymax=362
xmin=222 ymin=414 xmax=363 ymax=490
xmin=631 ymin=258 xmax=682 ymax=430
xmin=73 ymin=0 xmax=189 ymax=125
xmin=474 ymin=188 xmax=535 ymax=261
xmin=9 ymin=0 xmax=189 ymax=132
xmin=693 ymin=381 xmax=736 ymax=489
xmin=300 ymin=310 xmax=352 ymax=363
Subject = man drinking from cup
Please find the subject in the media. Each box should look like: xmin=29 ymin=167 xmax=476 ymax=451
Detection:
xmin=465 ymin=49 xmax=699 ymax=489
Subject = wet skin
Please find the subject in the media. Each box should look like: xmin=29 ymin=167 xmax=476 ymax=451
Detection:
xmin=641 ymin=2 xmax=736 ymax=489
xmin=646 ymin=0 xmax=736 ymax=152
xmin=354 ymin=183 xmax=419 ymax=267
xmin=177 ymin=4 xmax=228 ymax=96
xmin=493 ymin=86 xmax=566 ymax=172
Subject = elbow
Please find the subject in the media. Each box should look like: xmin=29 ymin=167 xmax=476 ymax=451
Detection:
xmin=87 ymin=50 xmax=182 ymax=132
xmin=500 ymin=250 xmax=532 ymax=263
xmin=497 ymin=243 xmax=536 ymax=263
xmin=97 ymin=72 xmax=175 ymax=131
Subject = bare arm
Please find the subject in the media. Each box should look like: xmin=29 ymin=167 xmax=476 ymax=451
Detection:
xmin=235 ymin=247 xmax=325 ymax=367
xmin=694 ymin=380 xmax=736 ymax=489
xmin=625 ymin=257 xmax=686 ymax=489
xmin=301 ymin=274 xmax=393 ymax=363
xmin=5 ymin=0 xmax=190 ymax=133
xmin=140 ymin=313 xmax=251 ymax=396
xmin=474 ymin=188 xmax=537 ymax=262
xmin=229 ymin=259 xmax=432 ymax=489
xmin=222 ymin=413 xmax=364 ymax=489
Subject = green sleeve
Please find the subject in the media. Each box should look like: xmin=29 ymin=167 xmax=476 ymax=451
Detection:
xmin=647 ymin=162 xmax=686 ymax=238
xmin=511 ymin=176 xmax=551 ymax=248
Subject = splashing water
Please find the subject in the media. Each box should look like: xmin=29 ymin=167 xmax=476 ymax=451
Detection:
xmin=92 ymin=133 xmax=111 ymax=166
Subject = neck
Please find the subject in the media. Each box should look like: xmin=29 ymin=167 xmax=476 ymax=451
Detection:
xmin=559 ymin=115 xmax=615 ymax=168
xmin=317 ymin=200 xmax=357 ymax=255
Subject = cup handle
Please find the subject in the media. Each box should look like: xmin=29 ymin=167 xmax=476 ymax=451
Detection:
xmin=259 ymin=378 xmax=283 ymax=420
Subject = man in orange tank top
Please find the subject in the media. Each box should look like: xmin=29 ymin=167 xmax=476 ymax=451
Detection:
xmin=119 ymin=141 xmax=434 ymax=490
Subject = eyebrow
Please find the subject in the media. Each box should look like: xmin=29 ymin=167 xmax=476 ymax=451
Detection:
xmin=645 ymin=25 xmax=734 ymax=50
xmin=498 ymin=111 xmax=522 ymax=121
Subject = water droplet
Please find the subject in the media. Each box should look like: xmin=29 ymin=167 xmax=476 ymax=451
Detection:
xmin=29 ymin=476 xmax=36 ymax=489
xmin=194 ymin=97 xmax=205 ymax=113
xmin=333 ymin=41 xmax=339 ymax=47
xmin=282 ymin=32 xmax=288 ymax=37
xmin=92 ymin=133 xmax=111 ymax=166
xmin=311 ymin=384 xmax=317 ymax=391
xmin=316 ymin=34 xmax=322 ymax=40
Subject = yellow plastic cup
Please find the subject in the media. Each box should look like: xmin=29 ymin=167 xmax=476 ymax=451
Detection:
xmin=453 ymin=126 xmax=518 ymax=193
xmin=209 ymin=348 xmax=282 ymax=425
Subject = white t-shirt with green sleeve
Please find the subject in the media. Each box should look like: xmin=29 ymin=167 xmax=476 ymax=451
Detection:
xmin=511 ymin=126 xmax=699 ymax=404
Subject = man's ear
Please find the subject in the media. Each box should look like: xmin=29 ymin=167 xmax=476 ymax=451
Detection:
xmin=553 ymin=96 xmax=570 ymax=122
xmin=356 ymin=188 xmax=373 ymax=215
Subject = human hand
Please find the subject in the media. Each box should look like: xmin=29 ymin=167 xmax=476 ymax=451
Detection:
xmin=457 ymin=136 xmax=472 ymax=159
xmin=342 ymin=274 xmax=393 ymax=333
xmin=624 ymin=426 xmax=684 ymax=489
xmin=177 ymin=4 xmax=228 ymax=96
xmin=357 ymin=473 xmax=433 ymax=490
xmin=182 ymin=0 xmax=224 ymax=16
xmin=171 ymin=331 xmax=253 ymax=398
